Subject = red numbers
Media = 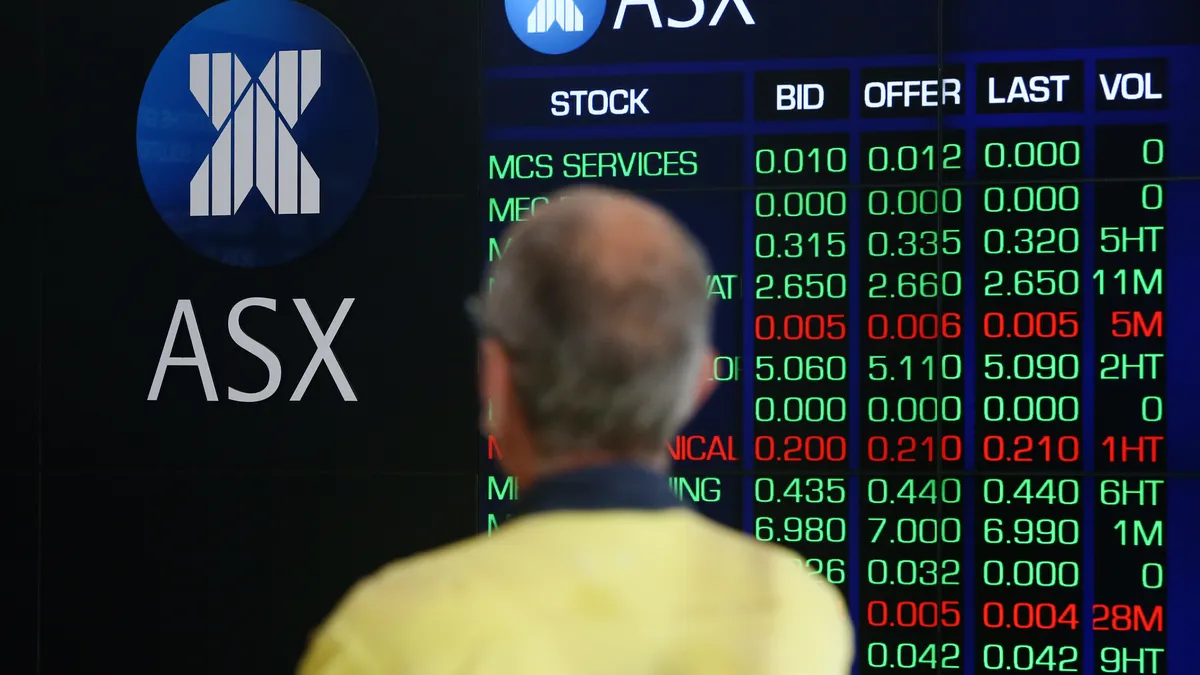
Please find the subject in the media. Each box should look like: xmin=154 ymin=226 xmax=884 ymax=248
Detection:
xmin=982 ymin=602 xmax=1079 ymax=630
xmin=755 ymin=314 xmax=846 ymax=341
xmin=982 ymin=311 xmax=1079 ymax=339
xmin=754 ymin=435 xmax=848 ymax=463
xmin=981 ymin=435 xmax=1080 ymax=463
xmin=1093 ymin=604 xmax=1164 ymax=632
xmin=867 ymin=601 xmax=961 ymax=628
xmin=866 ymin=435 xmax=963 ymax=463
xmin=1110 ymin=310 xmax=1163 ymax=338
xmin=867 ymin=313 xmax=962 ymax=340
xmin=1101 ymin=436 xmax=1164 ymax=463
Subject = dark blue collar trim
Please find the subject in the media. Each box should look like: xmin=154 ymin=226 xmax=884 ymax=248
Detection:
xmin=509 ymin=463 xmax=682 ymax=517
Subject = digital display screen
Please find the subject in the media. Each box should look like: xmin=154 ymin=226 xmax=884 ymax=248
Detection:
xmin=480 ymin=1 xmax=1198 ymax=672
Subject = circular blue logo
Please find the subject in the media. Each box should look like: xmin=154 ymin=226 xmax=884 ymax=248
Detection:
xmin=505 ymin=0 xmax=607 ymax=55
xmin=137 ymin=0 xmax=378 ymax=267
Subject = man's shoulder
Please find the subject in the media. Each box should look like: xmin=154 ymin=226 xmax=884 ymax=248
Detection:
xmin=309 ymin=535 xmax=518 ymax=671
xmin=342 ymin=533 xmax=509 ymax=621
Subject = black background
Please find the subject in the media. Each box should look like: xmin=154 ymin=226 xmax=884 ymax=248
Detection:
xmin=5 ymin=0 xmax=480 ymax=672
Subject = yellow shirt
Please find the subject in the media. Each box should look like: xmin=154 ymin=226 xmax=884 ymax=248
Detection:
xmin=299 ymin=508 xmax=854 ymax=675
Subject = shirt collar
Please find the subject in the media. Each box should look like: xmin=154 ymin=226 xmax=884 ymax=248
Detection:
xmin=508 ymin=463 xmax=683 ymax=518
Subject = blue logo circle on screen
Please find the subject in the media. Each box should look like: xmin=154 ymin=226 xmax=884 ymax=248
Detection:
xmin=136 ymin=0 xmax=378 ymax=268
xmin=505 ymin=0 xmax=607 ymax=54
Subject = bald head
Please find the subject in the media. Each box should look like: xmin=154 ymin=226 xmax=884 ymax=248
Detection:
xmin=476 ymin=186 xmax=714 ymax=459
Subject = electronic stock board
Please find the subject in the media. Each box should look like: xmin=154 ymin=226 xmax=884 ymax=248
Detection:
xmin=480 ymin=1 xmax=1199 ymax=672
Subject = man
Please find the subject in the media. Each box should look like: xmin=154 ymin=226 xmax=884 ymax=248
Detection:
xmin=298 ymin=186 xmax=854 ymax=675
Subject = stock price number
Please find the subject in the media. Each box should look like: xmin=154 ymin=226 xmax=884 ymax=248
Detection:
xmin=753 ymin=435 xmax=847 ymax=463
xmin=755 ymin=146 xmax=848 ymax=175
xmin=866 ymin=558 xmax=962 ymax=586
xmin=867 ymin=517 xmax=962 ymax=545
xmin=868 ymin=271 xmax=963 ymax=298
xmin=981 ymin=395 xmax=1080 ymax=423
xmin=867 ymin=395 xmax=963 ymax=423
xmin=866 ymin=477 xmax=961 ymax=505
xmin=982 ymin=353 xmax=1080 ymax=380
xmin=982 ymin=518 xmax=1080 ymax=546
xmin=980 ymin=436 xmax=1082 ymax=463
xmin=865 ymin=643 xmax=961 ymax=670
xmin=982 ymin=645 xmax=1079 ymax=673
xmin=981 ymin=478 xmax=1080 ymax=505
xmin=868 ymin=354 xmax=963 ymax=382
xmin=754 ymin=273 xmax=847 ymax=300
xmin=754 ymin=231 xmax=846 ymax=258
xmin=866 ymin=229 xmax=961 ymax=257
xmin=865 ymin=435 xmax=964 ymax=463
xmin=981 ymin=185 xmax=1080 ymax=213
xmin=983 ymin=269 xmax=1080 ymax=297
xmin=866 ymin=600 xmax=962 ymax=629
xmin=982 ymin=227 xmax=1079 ymax=255
xmin=865 ymin=142 xmax=964 ymax=173
xmin=982 ymin=559 xmax=1080 ymax=589
xmin=753 ymin=515 xmax=846 ymax=544
xmin=982 ymin=601 xmax=1080 ymax=631
xmin=753 ymin=477 xmax=846 ymax=504
xmin=981 ymin=311 xmax=1080 ymax=339
xmin=867 ymin=313 xmax=963 ymax=341
xmin=866 ymin=187 xmax=963 ymax=216
xmin=754 ymin=190 xmax=848 ymax=218
xmin=755 ymin=396 xmax=847 ymax=423
xmin=753 ymin=314 xmax=846 ymax=341
xmin=755 ymin=355 xmax=847 ymax=382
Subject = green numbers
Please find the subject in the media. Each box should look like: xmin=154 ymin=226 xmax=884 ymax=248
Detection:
xmin=755 ymin=273 xmax=847 ymax=299
xmin=1092 ymin=267 xmax=1163 ymax=296
xmin=866 ymin=643 xmax=961 ymax=669
xmin=1142 ymin=183 xmax=1164 ymax=209
xmin=868 ymin=271 xmax=962 ymax=298
xmin=983 ymin=227 xmax=1080 ymax=255
xmin=754 ymin=395 xmax=847 ymax=423
xmin=983 ymin=185 xmax=1080 ymax=212
xmin=982 ymin=560 xmax=1080 ymax=587
xmin=753 ymin=477 xmax=846 ymax=504
xmin=983 ymin=140 xmax=1081 ymax=168
xmin=755 ymin=147 xmax=847 ymax=174
xmin=982 ymin=645 xmax=1078 ymax=672
xmin=983 ymin=353 xmax=1080 ymax=380
xmin=755 ymin=516 xmax=847 ymax=543
xmin=867 ymin=558 xmax=961 ymax=586
xmin=868 ymin=517 xmax=962 ymax=544
xmin=867 ymin=478 xmax=962 ymax=504
xmin=983 ymin=479 xmax=1080 ymax=505
xmin=983 ymin=518 xmax=1081 ymax=545
xmin=866 ymin=143 xmax=963 ymax=172
xmin=799 ymin=557 xmax=846 ymax=584
xmin=1142 ymin=562 xmax=1164 ymax=589
xmin=755 ymin=190 xmax=847 ymax=218
xmin=753 ymin=231 xmax=847 ymax=258
xmin=868 ymin=354 xmax=963 ymax=381
xmin=755 ymin=355 xmax=847 ymax=381
xmin=1142 ymin=138 xmax=1164 ymax=165
xmin=867 ymin=396 xmax=963 ymax=423
xmin=867 ymin=229 xmax=962 ymax=256
xmin=982 ymin=395 xmax=1080 ymax=422
xmin=983 ymin=269 xmax=1080 ymax=296
xmin=867 ymin=188 xmax=962 ymax=215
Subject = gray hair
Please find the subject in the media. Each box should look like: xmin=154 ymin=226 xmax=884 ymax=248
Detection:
xmin=474 ymin=187 xmax=714 ymax=459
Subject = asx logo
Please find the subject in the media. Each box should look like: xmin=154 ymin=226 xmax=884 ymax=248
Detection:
xmin=136 ymin=0 xmax=379 ymax=267
xmin=506 ymin=0 xmax=754 ymax=55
